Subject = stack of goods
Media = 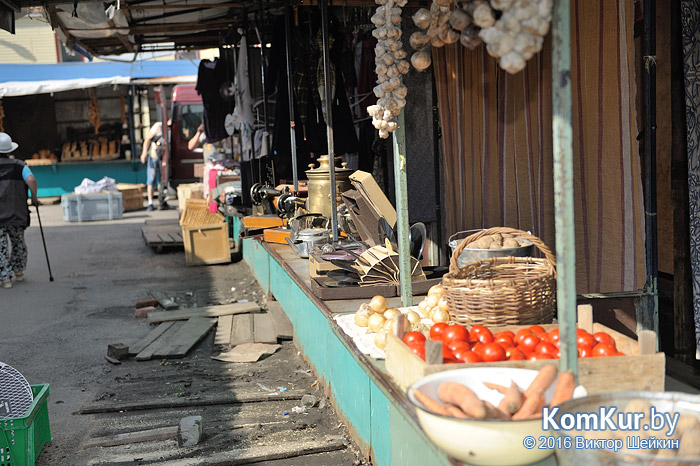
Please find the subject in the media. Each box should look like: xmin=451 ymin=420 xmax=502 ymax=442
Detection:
xmin=62 ymin=141 xmax=90 ymax=162
xmin=91 ymin=138 xmax=119 ymax=161
xmin=26 ymin=150 xmax=58 ymax=166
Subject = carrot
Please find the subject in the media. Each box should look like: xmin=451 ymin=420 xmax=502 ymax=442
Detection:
xmin=512 ymin=393 xmax=546 ymax=420
xmin=497 ymin=381 xmax=524 ymax=415
xmin=483 ymin=382 xmax=509 ymax=394
xmin=413 ymin=388 xmax=451 ymax=416
xmin=523 ymin=364 xmax=559 ymax=399
xmin=549 ymin=370 xmax=576 ymax=408
xmin=485 ymin=401 xmax=510 ymax=420
xmin=444 ymin=403 xmax=469 ymax=418
xmin=438 ymin=382 xmax=488 ymax=419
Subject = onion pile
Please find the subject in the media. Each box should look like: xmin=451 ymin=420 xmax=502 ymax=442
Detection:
xmin=367 ymin=0 xmax=410 ymax=139
xmin=407 ymin=0 xmax=552 ymax=75
xmin=416 ymin=285 xmax=450 ymax=323
xmin=354 ymin=295 xmax=428 ymax=349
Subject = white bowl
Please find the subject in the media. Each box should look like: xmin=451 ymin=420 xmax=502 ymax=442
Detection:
xmin=407 ymin=367 xmax=588 ymax=466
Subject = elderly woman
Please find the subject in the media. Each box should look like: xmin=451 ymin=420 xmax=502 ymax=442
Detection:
xmin=0 ymin=133 xmax=39 ymax=288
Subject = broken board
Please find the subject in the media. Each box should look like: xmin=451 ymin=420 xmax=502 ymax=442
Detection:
xmin=130 ymin=322 xmax=176 ymax=356
xmin=212 ymin=343 xmax=281 ymax=363
xmin=230 ymin=313 xmax=254 ymax=346
xmin=135 ymin=322 xmax=185 ymax=361
xmin=153 ymin=317 xmax=216 ymax=359
xmin=83 ymin=425 xmax=178 ymax=449
xmin=148 ymin=302 xmax=259 ymax=323
xmin=214 ymin=315 xmax=234 ymax=346
xmin=267 ymin=301 xmax=293 ymax=340
xmin=253 ymin=313 xmax=277 ymax=344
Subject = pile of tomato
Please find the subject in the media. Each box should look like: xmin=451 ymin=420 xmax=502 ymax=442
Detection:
xmin=402 ymin=323 xmax=625 ymax=363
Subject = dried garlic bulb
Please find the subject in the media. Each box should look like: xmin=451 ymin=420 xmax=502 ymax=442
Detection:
xmin=439 ymin=27 xmax=460 ymax=45
xmin=448 ymin=9 xmax=471 ymax=32
xmin=411 ymin=51 xmax=431 ymax=72
xmin=412 ymin=8 xmax=432 ymax=29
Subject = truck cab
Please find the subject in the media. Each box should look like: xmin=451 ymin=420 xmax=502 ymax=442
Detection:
xmin=169 ymin=84 xmax=204 ymax=181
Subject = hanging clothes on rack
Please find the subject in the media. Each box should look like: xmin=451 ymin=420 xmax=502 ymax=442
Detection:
xmin=233 ymin=34 xmax=255 ymax=161
xmin=196 ymin=59 xmax=229 ymax=143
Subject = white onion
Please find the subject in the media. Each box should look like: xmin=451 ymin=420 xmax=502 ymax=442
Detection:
xmin=374 ymin=330 xmax=388 ymax=350
xmin=430 ymin=307 xmax=450 ymax=323
xmin=384 ymin=308 xmax=401 ymax=320
xmin=369 ymin=295 xmax=388 ymax=314
xmin=428 ymin=284 xmax=444 ymax=298
xmin=355 ymin=305 xmax=372 ymax=327
xmin=405 ymin=310 xmax=421 ymax=326
xmin=368 ymin=313 xmax=386 ymax=333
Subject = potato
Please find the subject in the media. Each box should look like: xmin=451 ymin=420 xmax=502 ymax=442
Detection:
xmin=490 ymin=233 xmax=503 ymax=242
xmin=466 ymin=241 xmax=479 ymax=249
xmin=475 ymin=237 xmax=493 ymax=249
xmin=503 ymin=238 xmax=520 ymax=249
xmin=489 ymin=242 xmax=502 ymax=249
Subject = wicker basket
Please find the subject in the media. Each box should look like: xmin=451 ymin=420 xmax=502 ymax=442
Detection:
xmin=442 ymin=227 xmax=556 ymax=327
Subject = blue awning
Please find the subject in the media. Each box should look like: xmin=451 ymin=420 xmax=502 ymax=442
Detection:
xmin=0 ymin=60 xmax=198 ymax=97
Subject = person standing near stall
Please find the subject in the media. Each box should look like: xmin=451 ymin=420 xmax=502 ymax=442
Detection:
xmin=140 ymin=120 xmax=172 ymax=211
xmin=0 ymin=133 xmax=39 ymax=289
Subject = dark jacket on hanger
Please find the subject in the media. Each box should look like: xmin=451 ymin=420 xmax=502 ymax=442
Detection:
xmin=196 ymin=59 xmax=229 ymax=143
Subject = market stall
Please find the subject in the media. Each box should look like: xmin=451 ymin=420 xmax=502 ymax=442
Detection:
xmin=0 ymin=60 xmax=198 ymax=196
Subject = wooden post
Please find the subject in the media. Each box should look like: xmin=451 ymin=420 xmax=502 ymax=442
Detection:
xmin=551 ymin=0 xmax=578 ymax=377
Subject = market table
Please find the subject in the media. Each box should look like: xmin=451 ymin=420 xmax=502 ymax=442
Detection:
xmin=242 ymin=234 xmax=558 ymax=466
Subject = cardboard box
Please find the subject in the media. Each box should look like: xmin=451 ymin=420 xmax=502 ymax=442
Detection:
xmin=349 ymin=171 xmax=396 ymax=227
xmin=177 ymin=183 xmax=204 ymax=208
xmin=341 ymin=189 xmax=382 ymax=247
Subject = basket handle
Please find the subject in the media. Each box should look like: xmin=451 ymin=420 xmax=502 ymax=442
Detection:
xmin=449 ymin=227 xmax=556 ymax=273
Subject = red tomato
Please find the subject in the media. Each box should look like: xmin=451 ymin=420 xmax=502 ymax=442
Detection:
xmin=495 ymin=340 xmax=512 ymax=351
xmin=403 ymin=331 xmax=426 ymax=346
xmin=471 ymin=342 xmax=486 ymax=358
xmin=577 ymin=329 xmax=596 ymax=348
xmin=547 ymin=329 xmax=560 ymax=344
xmin=442 ymin=345 xmax=455 ymax=360
xmin=506 ymin=347 xmax=526 ymax=360
xmin=534 ymin=353 xmax=553 ymax=360
xmin=554 ymin=350 xmax=561 ymax=359
xmin=577 ymin=345 xmax=593 ymax=358
xmin=460 ymin=350 xmax=483 ymax=363
xmin=429 ymin=323 xmax=449 ymax=342
xmin=493 ymin=330 xmax=515 ymax=339
xmin=443 ymin=325 xmax=470 ymax=343
xmin=482 ymin=343 xmax=507 ymax=362
xmin=519 ymin=334 xmax=540 ymax=353
xmin=452 ymin=348 xmax=470 ymax=362
xmin=514 ymin=328 xmax=534 ymax=346
xmin=408 ymin=342 xmax=425 ymax=360
xmin=447 ymin=340 xmax=471 ymax=352
xmin=535 ymin=341 xmax=557 ymax=356
xmin=475 ymin=331 xmax=494 ymax=344
xmin=591 ymin=343 xmax=617 ymax=357
xmin=494 ymin=335 xmax=515 ymax=348
xmin=469 ymin=325 xmax=491 ymax=342
xmin=593 ymin=332 xmax=616 ymax=349
xmin=528 ymin=325 xmax=547 ymax=336
xmin=443 ymin=358 xmax=460 ymax=364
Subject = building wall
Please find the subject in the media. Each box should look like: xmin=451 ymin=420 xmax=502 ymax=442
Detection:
xmin=0 ymin=14 xmax=58 ymax=64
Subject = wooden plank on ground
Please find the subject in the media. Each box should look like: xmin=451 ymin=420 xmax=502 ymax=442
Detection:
xmin=83 ymin=426 xmax=178 ymax=449
xmin=148 ymin=302 xmax=259 ymax=323
xmin=253 ymin=313 xmax=278 ymax=344
xmin=129 ymin=322 xmax=176 ymax=356
xmin=135 ymin=322 xmax=184 ymax=361
xmin=214 ymin=315 xmax=233 ymax=346
xmin=267 ymin=301 xmax=293 ymax=340
xmin=149 ymin=291 xmax=179 ymax=310
xmin=231 ymin=313 xmax=254 ymax=346
xmin=150 ymin=438 xmax=347 ymax=466
xmin=79 ymin=389 xmax=308 ymax=414
xmin=153 ymin=317 xmax=216 ymax=358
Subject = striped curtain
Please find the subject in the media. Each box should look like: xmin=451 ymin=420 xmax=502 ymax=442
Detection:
xmin=433 ymin=0 xmax=646 ymax=294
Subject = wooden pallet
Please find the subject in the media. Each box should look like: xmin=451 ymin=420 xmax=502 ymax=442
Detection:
xmin=142 ymin=222 xmax=184 ymax=251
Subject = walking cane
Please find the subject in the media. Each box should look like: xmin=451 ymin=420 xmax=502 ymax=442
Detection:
xmin=35 ymin=204 xmax=54 ymax=282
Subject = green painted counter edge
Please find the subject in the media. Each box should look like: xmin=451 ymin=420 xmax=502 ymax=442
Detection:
xmin=31 ymin=160 xmax=146 ymax=197
xmin=242 ymin=237 xmax=454 ymax=466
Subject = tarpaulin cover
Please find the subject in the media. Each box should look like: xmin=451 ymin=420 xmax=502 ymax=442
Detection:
xmin=0 ymin=60 xmax=198 ymax=97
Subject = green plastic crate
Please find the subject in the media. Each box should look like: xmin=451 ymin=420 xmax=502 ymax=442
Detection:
xmin=0 ymin=385 xmax=51 ymax=466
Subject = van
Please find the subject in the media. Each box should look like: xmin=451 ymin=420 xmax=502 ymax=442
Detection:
xmin=169 ymin=84 xmax=204 ymax=181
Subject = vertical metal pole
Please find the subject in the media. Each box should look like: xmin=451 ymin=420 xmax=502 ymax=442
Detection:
xmin=320 ymin=0 xmax=339 ymax=242
xmin=393 ymin=109 xmax=413 ymax=307
xmin=551 ymin=0 xmax=578 ymax=377
xmin=283 ymin=0 xmax=299 ymax=191
xmin=641 ymin=0 xmax=659 ymax=337
xmin=255 ymin=2 xmax=269 ymax=134
xmin=127 ymin=85 xmax=137 ymax=166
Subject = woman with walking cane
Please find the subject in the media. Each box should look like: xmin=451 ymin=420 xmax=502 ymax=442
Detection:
xmin=0 ymin=133 xmax=39 ymax=289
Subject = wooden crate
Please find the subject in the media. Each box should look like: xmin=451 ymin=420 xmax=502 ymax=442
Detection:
xmin=180 ymin=199 xmax=230 ymax=266
xmin=116 ymin=183 xmax=144 ymax=212
xmin=385 ymin=305 xmax=664 ymax=395
xmin=177 ymin=183 xmax=204 ymax=208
